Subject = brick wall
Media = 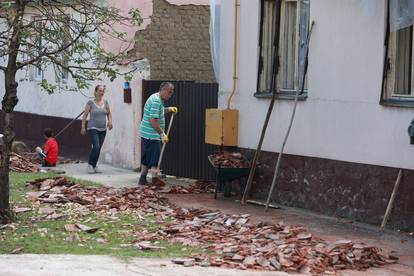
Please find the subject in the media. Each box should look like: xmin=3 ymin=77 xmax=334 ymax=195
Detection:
xmin=130 ymin=0 xmax=215 ymax=83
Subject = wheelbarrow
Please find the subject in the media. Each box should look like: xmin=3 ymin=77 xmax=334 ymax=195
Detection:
xmin=208 ymin=154 xmax=251 ymax=199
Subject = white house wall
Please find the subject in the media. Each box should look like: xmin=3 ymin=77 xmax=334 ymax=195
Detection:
xmin=0 ymin=2 xmax=150 ymax=169
xmin=99 ymin=64 xmax=148 ymax=169
xmin=7 ymin=75 xmax=88 ymax=119
xmin=218 ymin=0 xmax=414 ymax=170
xmin=0 ymin=61 xmax=146 ymax=169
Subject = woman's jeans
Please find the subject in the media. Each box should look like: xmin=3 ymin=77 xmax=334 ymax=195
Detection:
xmin=87 ymin=129 xmax=106 ymax=168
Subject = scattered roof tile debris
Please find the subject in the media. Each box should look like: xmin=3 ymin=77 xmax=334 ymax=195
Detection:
xmin=25 ymin=177 xmax=398 ymax=274
xmin=209 ymin=151 xmax=249 ymax=168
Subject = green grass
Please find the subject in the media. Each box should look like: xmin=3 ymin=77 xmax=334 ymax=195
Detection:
xmin=65 ymin=176 xmax=102 ymax=188
xmin=10 ymin=172 xmax=57 ymax=204
xmin=1 ymin=172 xmax=201 ymax=258
xmin=9 ymin=172 xmax=100 ymax=202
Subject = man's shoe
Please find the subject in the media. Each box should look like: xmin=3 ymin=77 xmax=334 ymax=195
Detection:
xmin=138 ymin=175 xmax=149 ymax=185
xmin=94 ymin=166 xmax=102 ymax=173
xmin=87 ymin=165 xmax=95 ymax=174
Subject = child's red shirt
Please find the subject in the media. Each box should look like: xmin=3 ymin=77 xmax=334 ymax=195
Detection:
xmin=44 ymin=138 xmax=58 ymax=165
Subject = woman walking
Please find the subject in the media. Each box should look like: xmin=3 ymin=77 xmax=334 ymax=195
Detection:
xmin=81 ymin=84 xmax=113 ymax=173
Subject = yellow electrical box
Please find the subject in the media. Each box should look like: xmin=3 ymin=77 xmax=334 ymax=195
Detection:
xmin=205 ymin=109 xmax=238 ymax=146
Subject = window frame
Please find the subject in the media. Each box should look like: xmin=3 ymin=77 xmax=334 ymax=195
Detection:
xmin=32 ymin=16 xmax=43 ymax=81
xmin=380 ymin=2 xmax=414 ymax=107
xmin=256 ymin=0 xmax=309 ymax=98
xmin=384 ymin=27 xmax=414 ymax=100
xmin=56 ymin=15 xmax=71 ymax=84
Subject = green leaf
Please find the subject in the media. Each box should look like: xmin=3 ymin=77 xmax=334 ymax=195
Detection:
xmin=129 ymin=8 xmax=143 ymax=26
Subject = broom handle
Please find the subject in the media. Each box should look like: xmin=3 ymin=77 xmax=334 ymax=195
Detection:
xmin=157 ymin=113 xmax=175 ymax=168
xmin=55 ymin=111 xmax=85 ymax=139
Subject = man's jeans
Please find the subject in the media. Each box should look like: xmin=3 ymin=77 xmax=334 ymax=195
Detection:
xmin=87 ymin=129 xmax=106 ymax=168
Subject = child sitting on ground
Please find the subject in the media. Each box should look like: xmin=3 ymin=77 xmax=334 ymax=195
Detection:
xmin=35 ymin=128 xmax=58 ymax=167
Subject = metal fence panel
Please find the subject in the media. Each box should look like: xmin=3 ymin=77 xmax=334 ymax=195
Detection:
xmin=142 ymin=80 xmax=218 ymax=180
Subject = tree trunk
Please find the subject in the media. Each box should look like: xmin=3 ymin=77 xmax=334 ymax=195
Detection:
xmin=0 ymin=1 xmax=24 ymax=223
xmin=0 ymin=71 xmax=19 ymax=223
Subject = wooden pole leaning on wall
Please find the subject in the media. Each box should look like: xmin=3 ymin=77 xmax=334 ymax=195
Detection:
xmin=241 ymin=0 xmax=282 ymax=205
xmin=265 ymin=21 xmax=315 ymax=211
xmin=380 ymin=169 xmax=403 ymax=229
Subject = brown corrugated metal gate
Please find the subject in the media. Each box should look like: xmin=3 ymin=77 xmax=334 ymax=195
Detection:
xmin=142 ymin=80 xmax=218 ymax=180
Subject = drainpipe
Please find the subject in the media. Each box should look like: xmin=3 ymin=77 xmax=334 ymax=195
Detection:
xmin=226 ymin=0 xmax=238 ymax=109
xmin=205 ymin=0 xmax=239 ymax=147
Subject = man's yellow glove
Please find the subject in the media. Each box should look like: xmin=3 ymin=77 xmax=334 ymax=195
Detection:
xmin=161 ymin=132 xmax=169 ymax=144
xmin=168 ymin=107 xmax=178 ymax=114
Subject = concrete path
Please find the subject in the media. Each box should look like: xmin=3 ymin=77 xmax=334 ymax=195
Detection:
xmin=57 ymin=163 xmax=139 ymax=188
xmin=55 ymin=162 xmax=196 ymax=188
xmin=0 ymin=255 xmax=295 ymax=276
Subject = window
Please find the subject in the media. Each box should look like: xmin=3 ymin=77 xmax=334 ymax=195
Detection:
xmin=59 ymin=58 xmax=69 ymax=83
xmin=54 ymin=53 xmax=69 ymax=84
xmin=32 ymin=16 xmax=43 ymax=81
xmin=383 ymin=26 xmax=414 ymax=101
xmin=56 ymin=16 xmax=71 ymax=83
xmin=257 ymin=0 xmax=310 ymax=95
xmin=56 ymin=47 xmax=70 ymax=83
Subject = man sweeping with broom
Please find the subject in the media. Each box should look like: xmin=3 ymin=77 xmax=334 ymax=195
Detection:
xmin=139 ymin=82 xmax=178 ymax=185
